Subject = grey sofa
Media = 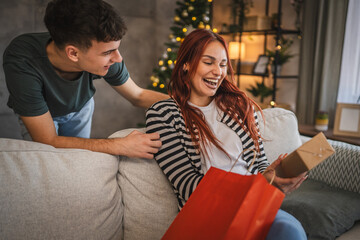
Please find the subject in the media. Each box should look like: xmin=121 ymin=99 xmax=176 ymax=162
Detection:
xmin=0 ymin=108 xmax=359 ymax=240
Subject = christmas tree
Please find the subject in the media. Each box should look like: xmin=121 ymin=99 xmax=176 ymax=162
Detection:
xmin=149 ymin=0 xmax=215 ymax=93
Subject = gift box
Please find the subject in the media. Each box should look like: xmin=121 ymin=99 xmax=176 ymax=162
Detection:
xmin=276 ymin=132 xmax=335 ymax=178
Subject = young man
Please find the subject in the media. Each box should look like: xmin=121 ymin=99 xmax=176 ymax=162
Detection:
xmin=3 ymin=0 xmax=167 ymax=158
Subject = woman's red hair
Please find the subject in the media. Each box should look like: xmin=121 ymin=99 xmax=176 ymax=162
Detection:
xmin=169 ymin=29 xmax=263 ymax=156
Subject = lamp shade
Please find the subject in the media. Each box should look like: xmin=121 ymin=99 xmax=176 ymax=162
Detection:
xmin=229 ymin=41 xmax=245 ymax=60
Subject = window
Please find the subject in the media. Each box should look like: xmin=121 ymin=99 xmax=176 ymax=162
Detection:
xmin=337 ymin=0 xmax=360 ymax=104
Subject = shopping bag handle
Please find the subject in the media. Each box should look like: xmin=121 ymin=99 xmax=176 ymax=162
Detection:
xmin=230 ymin=148 xmax=276 ymax=185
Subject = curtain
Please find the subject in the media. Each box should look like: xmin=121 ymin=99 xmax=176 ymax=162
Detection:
xmin=337 ymin=0 xmax=360 ymax=104
xmin=296 ymin=0 xmax=348 ymax=127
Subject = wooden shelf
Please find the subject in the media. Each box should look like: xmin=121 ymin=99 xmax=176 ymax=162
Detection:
xmin=220 ymin=29 xmax=300 ymax=36
xmin=298 ymin=124 xmax=360 ymax=146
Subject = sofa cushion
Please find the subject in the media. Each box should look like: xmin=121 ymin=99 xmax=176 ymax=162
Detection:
xmin=257 ymin=108 xmax=302 ymax=163
xmin=109 ymin=129 xmax=178 ymax=240
xmin=281 ymin=179 xmax=360 ymax=240
xmin=309 ymin=139 xmax=360 ymax=194
xmin=0 ymin=138 xmax=122 ymax=240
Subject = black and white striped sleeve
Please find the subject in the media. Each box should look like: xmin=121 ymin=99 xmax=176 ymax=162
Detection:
xmin=254 ymin=110 xmax=269 ymax=172
xmin=145 ymin=100 xmax=203 ymax=208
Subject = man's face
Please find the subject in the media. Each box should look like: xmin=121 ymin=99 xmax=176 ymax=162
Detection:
xmin=77 ymin=40 xmax=122 ymax=76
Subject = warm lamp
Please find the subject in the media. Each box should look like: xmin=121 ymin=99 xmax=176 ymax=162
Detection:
xmin=229 ymin=41 xmax=245 ymax=60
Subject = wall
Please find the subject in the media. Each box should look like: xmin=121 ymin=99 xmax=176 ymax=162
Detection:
xmin=212 ymin=0 xmax=301 ymax=111
xmin=0 ymin=0 xmax=176 ymax=139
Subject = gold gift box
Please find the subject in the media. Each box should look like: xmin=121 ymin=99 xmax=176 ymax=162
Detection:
xmin=276 ymin=132 xmax=335 ymax=178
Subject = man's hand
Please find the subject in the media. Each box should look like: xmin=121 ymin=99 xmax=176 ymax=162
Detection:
xmin=263 ymin=154 xmax=308 ymax=194
xmin=116 ymin=130 xmax=162 ymax=159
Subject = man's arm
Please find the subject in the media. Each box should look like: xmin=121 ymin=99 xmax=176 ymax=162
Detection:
xmin=111 ymin=77 xmax=168 ymax=109
xmin=21 ymin=111 xmax=161 ymax=158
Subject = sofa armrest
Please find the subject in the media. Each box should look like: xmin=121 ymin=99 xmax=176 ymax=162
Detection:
xmin=307 ymin=138 xmax=360 ymax=194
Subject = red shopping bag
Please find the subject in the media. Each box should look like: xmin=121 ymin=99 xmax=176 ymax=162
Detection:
xmin=162 ymin=167 xmax=285 ymax=240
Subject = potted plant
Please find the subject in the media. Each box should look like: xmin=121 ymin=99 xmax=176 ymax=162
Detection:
xmin=315 ymin=111 xmax=329 ymax=131
xmin=246 ymin=81 xmax=276 ymax=105
xmin=229 ymin=0 xmax=253 ymax=32
xmin=266 ymin=36 xmax=295 ymax=74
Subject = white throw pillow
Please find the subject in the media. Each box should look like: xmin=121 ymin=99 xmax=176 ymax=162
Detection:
xmin=257 ymin=107 xmax=302 ymax=163
xmin=109 ymin=129 xmax=178 ymax=240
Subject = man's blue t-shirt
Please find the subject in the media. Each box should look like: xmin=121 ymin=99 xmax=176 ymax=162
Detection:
xmin=3 ymin=32 xmax=129 ymax=117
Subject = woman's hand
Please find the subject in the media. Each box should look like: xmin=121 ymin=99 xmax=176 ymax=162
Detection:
xmin=262 ymin=154 xmax=308 ymax=194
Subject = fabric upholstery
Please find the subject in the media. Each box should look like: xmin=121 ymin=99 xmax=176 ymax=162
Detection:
xmin=281 ymin=179 xmax=360 ymax=240
xmin=109 ymin=129 xmax=178 ymax=240
xmin=257 ymin=107 xmax=303 ymax=163
xmin=308 ymin=139 xmax=360 ymax=194
xmin=0 ymin=138 xmax=122 ymax=240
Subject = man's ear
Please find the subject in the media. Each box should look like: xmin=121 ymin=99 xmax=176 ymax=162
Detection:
xmin=65 ymin=45 xmax=80 ymax=62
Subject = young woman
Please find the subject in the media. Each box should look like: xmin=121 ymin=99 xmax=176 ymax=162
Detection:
xmin=146 ymin=29 xmax=307 ymax=239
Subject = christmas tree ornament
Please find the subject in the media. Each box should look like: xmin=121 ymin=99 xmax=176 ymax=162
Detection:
xmin=198 ymin=21 xmax=205 ymax=29
xmin=203 ymin=15 xmax=210 ymax=23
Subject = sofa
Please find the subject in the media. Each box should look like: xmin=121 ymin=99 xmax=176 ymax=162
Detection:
xmin=0 ymin=108 xmax=359 ymax=240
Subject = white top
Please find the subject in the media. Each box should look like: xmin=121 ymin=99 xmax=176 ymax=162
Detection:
xmin=189 ymin=100 xmax=249 ymax=175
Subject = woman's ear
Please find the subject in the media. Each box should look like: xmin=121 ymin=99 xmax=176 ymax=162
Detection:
xmin=183 ymin=63 xmax=189 ymax=73
xmin=65 ymin=45 xmax=79 ymax=62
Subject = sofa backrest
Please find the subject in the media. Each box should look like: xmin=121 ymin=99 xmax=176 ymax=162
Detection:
xmin=110 ymin=107 xmax=302 ymax=240
xmin=0 ymin=139 xmax=123 ymax=240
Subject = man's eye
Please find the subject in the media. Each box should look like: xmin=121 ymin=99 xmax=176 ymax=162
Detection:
xmin=220 ymin=65 xmax=227 ymax=68
xmin=103 ymin=51 xmax=112 ymax=55
xmin=204 ymin=62 xmax=212 ymax=65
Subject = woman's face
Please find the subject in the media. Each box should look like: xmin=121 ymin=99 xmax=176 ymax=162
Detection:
xmin=188 ymin=40 xmax=227 ymax=106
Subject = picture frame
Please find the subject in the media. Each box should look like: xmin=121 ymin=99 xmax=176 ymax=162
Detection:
xmin=333 ymin=103 xmax=360 ymax=137
xmin=253 ymin=55 xmax=269 ymax=75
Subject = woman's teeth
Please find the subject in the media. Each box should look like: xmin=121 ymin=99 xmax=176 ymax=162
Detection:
xmin=204 ymin=78 xmax=218 ymax=85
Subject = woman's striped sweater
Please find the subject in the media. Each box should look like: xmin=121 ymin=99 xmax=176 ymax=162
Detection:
xmin=145 ymin=98 xmax=269 ymax=210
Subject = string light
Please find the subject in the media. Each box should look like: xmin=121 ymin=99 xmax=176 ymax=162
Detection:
xmin=152 ymin=82 xmax=158 ymax=87
xmin=212 ymin=28 xmax=218 ymax=33
xmin=159 ymin=60 xmax=164 ymax=66
xmin=176 ymin=37 xmax=181 ymax=42
xmin=168 ymin=60 xmax=173 ymax=65
xmin=182 ymin=28 xmax=187 ymax=33
xmin=270 ymin=101 xmax=276 ymax=107
xmin=192 ymin=17 xmax=196 ymax=21
xmin=160 ymin=84 xmax=165 ymax=88
xmin=167 ymin=48 xmax=172 ymax=52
